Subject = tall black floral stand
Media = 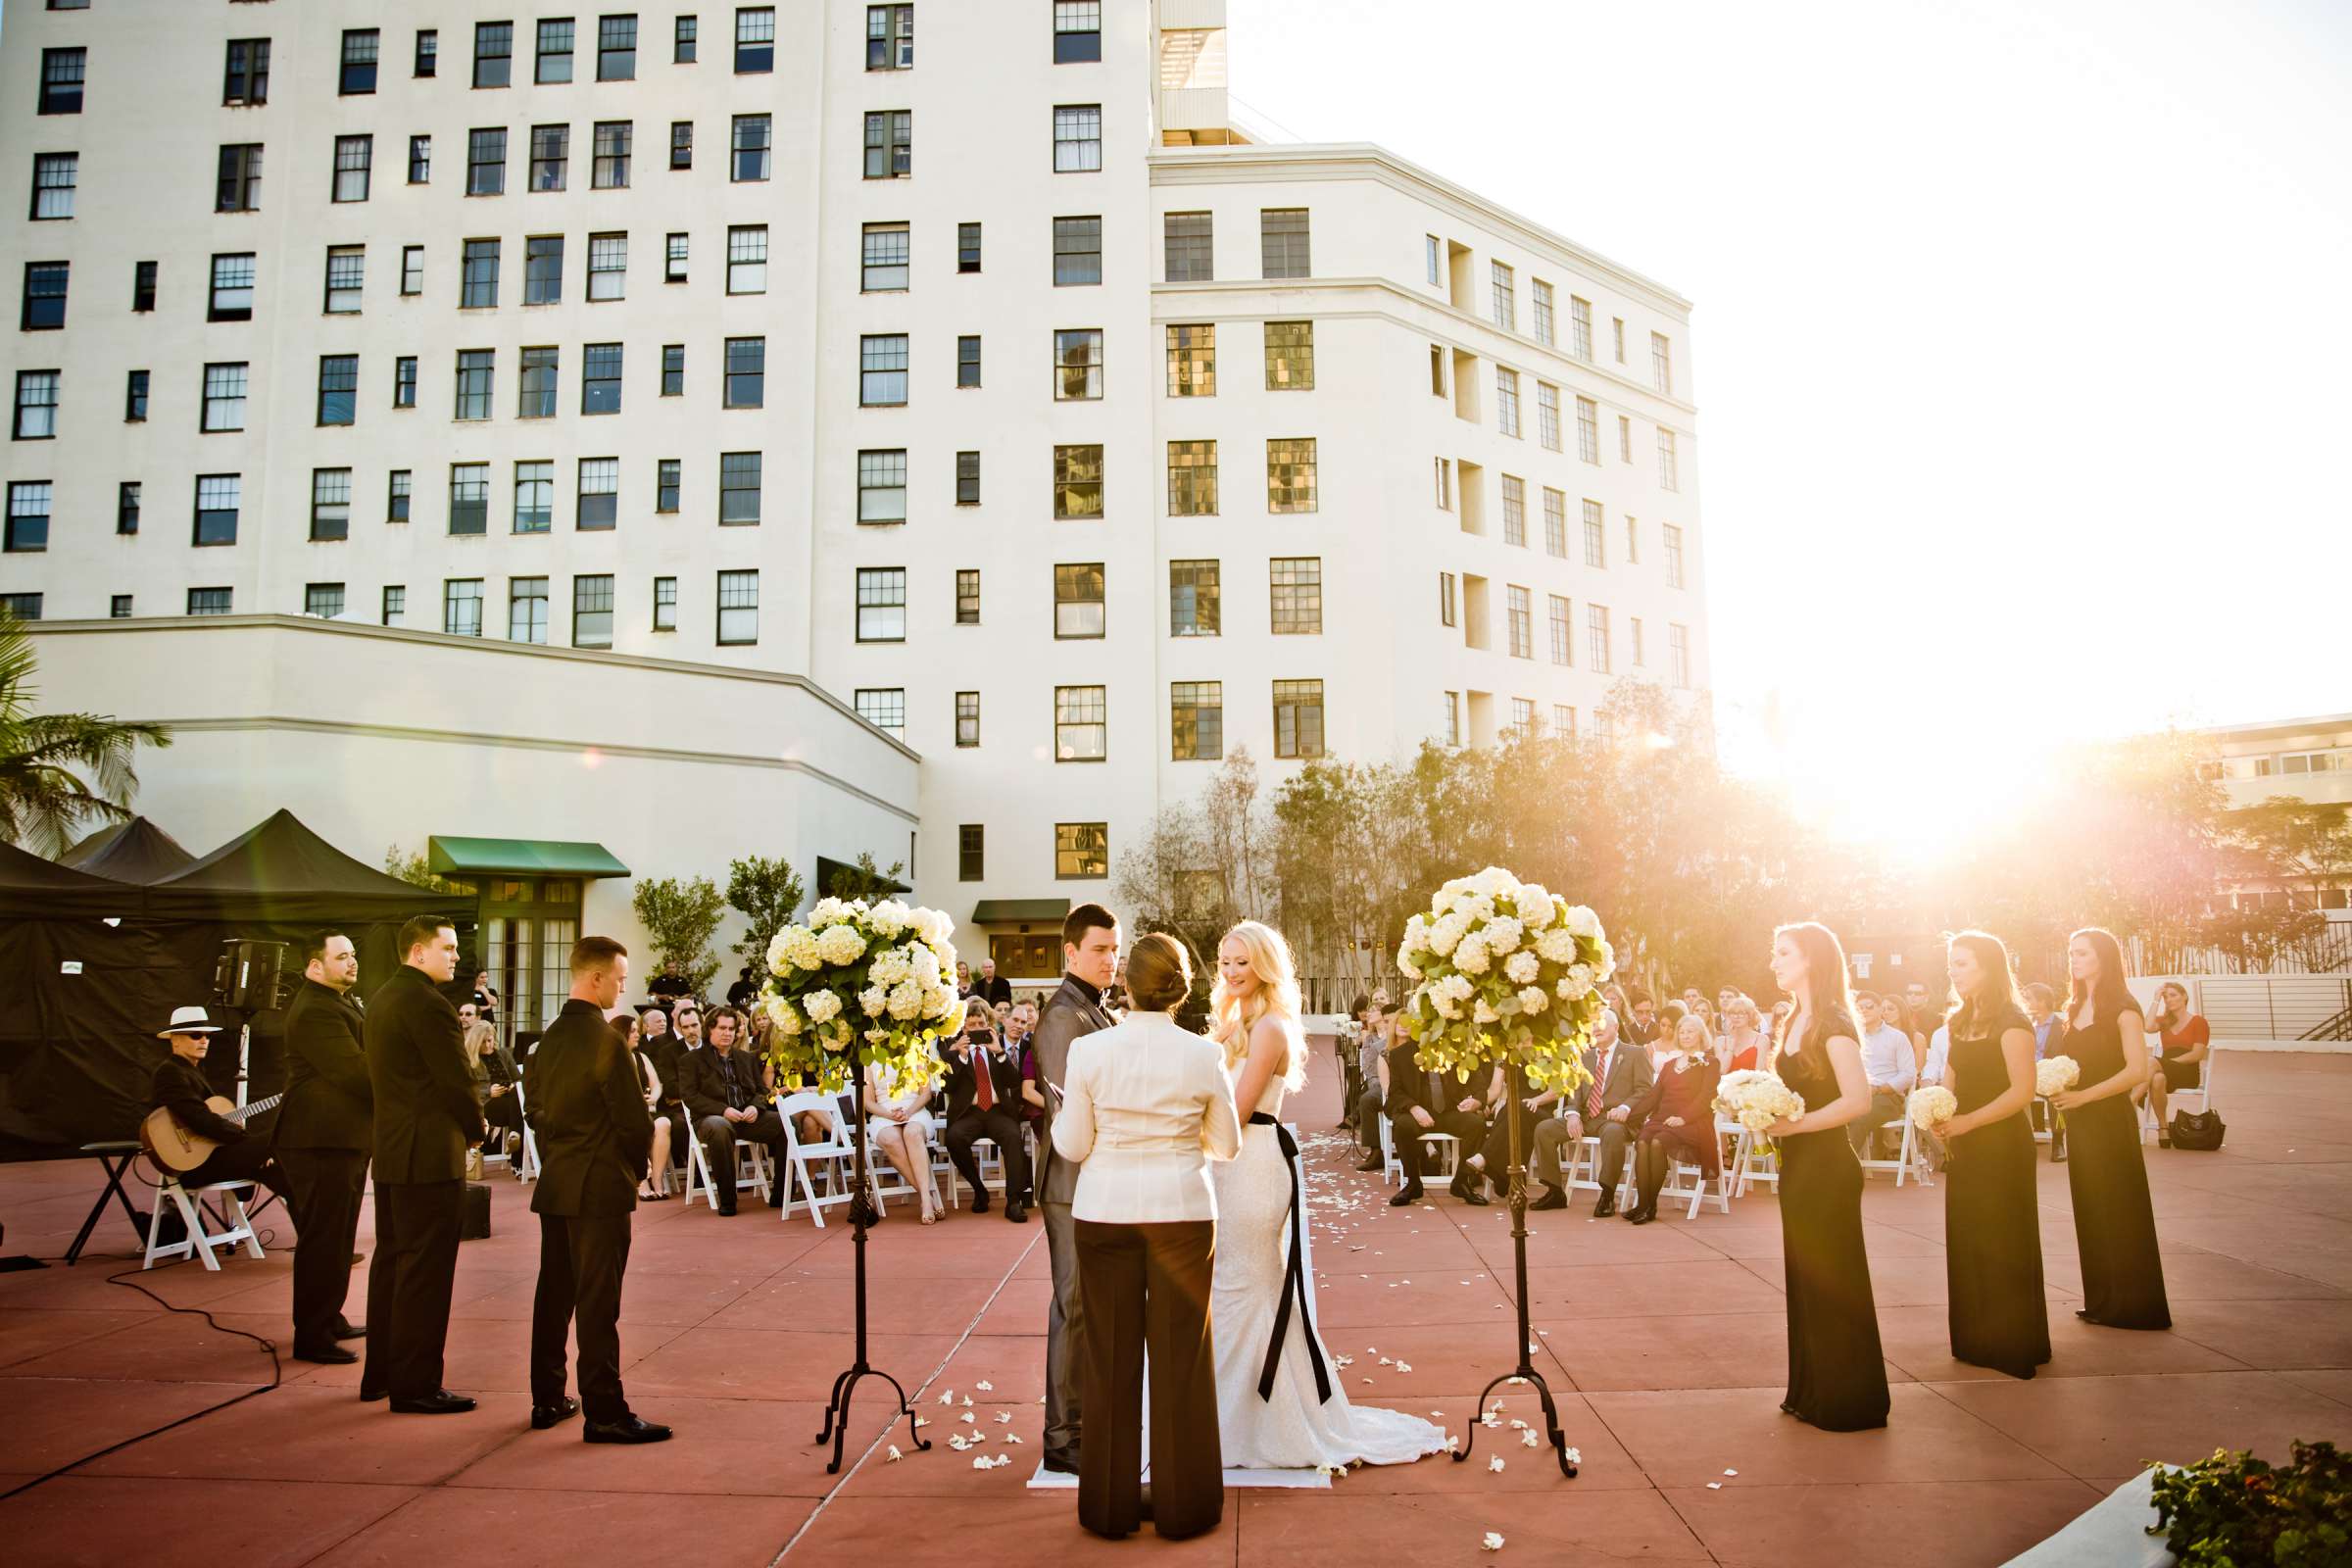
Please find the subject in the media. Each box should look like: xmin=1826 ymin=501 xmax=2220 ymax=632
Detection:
xmin=1450 ymin=1088 xmax=1577 ymax=1478
xmin=814 ymin=1041 xmax=930 ymax=1472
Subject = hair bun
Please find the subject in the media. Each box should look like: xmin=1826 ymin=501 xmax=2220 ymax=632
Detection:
xmin=1125 ymin=932 xmax=1193 ymax=1012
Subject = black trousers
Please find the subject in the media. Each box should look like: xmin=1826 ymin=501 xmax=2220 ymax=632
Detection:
xmin=1073 ymin=1218 xmax=1221 ymax=1542
xmin=279 ymin=1147 xmax=368 ymax=1351
xmin=1396 ymin=1107 xmax=1488 ymax=1182
xmin=181 ymin=1140 xmax=288 ymax=1198
xmin=530 ymin=1211 xmax=633 ymax=1423
xmin=363 ymin=1179 xmax=463 ymax=1401
xmin=696 ymin=1109 xmax=788 ymax=1205
xmin=945 ymin=1107 xmax=1031 ymax=1203
xmin=480 ymin=1092 xmax=524 ymax=1144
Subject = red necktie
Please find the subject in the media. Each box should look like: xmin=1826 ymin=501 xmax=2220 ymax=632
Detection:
xmin=1586 ymin=1050 xmax=1608 ymax=1120
xmin=974 ymin=1051 xmax=995 ymax=1112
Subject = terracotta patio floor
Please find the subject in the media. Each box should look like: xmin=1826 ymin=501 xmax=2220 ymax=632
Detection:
xmin=3 ymin=1051 xmax=2348 ymax=1567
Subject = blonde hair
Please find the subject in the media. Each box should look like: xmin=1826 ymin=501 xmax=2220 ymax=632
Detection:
xmin=1210 ymin=920 xmax=1306 ymax=1091
xmin=1673 ymin=1012 xmax=1712 ymax=1054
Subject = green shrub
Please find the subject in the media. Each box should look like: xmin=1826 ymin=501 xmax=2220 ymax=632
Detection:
xmin=2148 ymin=1440 xmax=2349 ymax=1567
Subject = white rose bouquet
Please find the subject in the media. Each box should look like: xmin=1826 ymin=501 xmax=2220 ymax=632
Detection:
xmin=1712 ymin=1068 xmax=1806 ymax=1136
xmin=760 ymin=896 xmax=964 ymax=1097
xmin=1908 ymin=1085 xmax=1958 ymax=1132
xmin=1395 ymin=866 xmax=1608 ymax=1100
xmin=2034 ymin=1056 xmax=2080 ymax=1099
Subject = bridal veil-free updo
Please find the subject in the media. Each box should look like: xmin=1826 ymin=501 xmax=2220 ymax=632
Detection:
xmin=1125 ymin=931 xmax=1194 ymax=1013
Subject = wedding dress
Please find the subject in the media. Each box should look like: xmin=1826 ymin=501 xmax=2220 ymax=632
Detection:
xmin=1209 ymin=1049 xmax=1448 ymax=1469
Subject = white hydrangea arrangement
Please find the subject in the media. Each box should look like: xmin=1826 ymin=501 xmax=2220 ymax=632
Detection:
xmin=759 ymin=896 xmax=963 ymax=1095
xmin=2034 ymin=1055 xmax=2080 ymax=1099
xmin=1394 ymin=865 xmax=1610 ymax=1098
xmin=1711 ymin=1068 xmax=1806 ymax=1135
xmin=1908 ymin=1084 xmax=1958 ymax=1131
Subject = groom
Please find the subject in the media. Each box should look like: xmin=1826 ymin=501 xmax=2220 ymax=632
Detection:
xmin=1031 ymin=902 xmax=1120 ymax=1477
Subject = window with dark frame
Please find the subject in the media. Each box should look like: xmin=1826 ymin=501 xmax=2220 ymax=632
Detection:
xmin=582 ymin=342 xmax=622 ymax=414
xmin=674 ymin=16 xmax=698 ymax=63
xmin=201 ymin=362 xmax=247 ymax=431
xmin=410 ymin=135 xmax=431 ymax=183
xmin=1052 ymin=105 xmax=1101 ymax=172
xmin=310 ymin=467 xmax=352 ymax=541
xmin=12 ymin=370 xmax=59 ymax=439
xmin=381 ymin=586 xmax=405 ymax=625
xmin=735 ymin=7 xmax=776 ymax=73
xmin=323 ymin=246 xmax=364 ymax=313
xmin=449 ymin=465 xmax=489 ymax=534
xmin=657 ymin=457 xmax=680 ymax=512
xmin=331 ymin=134 xmax=373 ymax=202
xmin=1054 ymin=686 xmax=1105 ymax=760
xmin=955 ymin=450 xmax=980 ymax=506
xmin=1163 ymin=212 xmax=1211 ymax=281
xmin=724 ymin=337 xmax=765 ymax=408
xmin=1169 ymin=559 xmax=1219 ymax=636
xmin=664 ymin=231 xmax=687 ymax=281
xmin=955 ymin=568 xmax=980 ymax=623
xmin=863 ymin=223 xmax=909 ymax=290
xmin=1054 ymin=216 xmax=1101 ymax=284
xmin=1054 ymin=822 xmax=1107 ymax=879
xmin=670 ymin=121 xmax=693 ymax=170
xmin=718 ymin=451 xmax=760 ymax=523
xmin=394 ymin=356 xmax=417 ymax=408
xmin=727 ymin=225 xmax=767 ymax=294
xmin=957 ymin=221 xmax=981 ymax=272
xmin=1054 ymin=329 xmax=1102 ymax=400
xmin=187 ymin=588 xmax=233 ymax=617
xmin=210 ymin=253 xmax=255 ymax=319
xmin=956 ymin=335 xmax=981 ymax=388
xmin=593 ymin=121 xmax=632 ymax=187
xmin=454 ymin=349 xmax=495 ymax=420
xmin=524 ymin=234 xmax=564 ymax=303
xmin=466 ymin=128 xmax=507 ymax=196
xmin=958 ymin=824 xmax=983 ymax=881
xmin=388 ymin=469 xmax=412 ymax=521
xmin=473 ymin=21 xmax=514 ymax=88
xmin=193 ymin=474 xmax=240 ymax=547
xmin=867 ymin=5 xmax=913 ymax=70
xmin=858 ymin=449 xmax=906 ymax=524
xmin=599 ymin=15 xmax=638 ymax=80
xmin=1260 ymin=208 xmax=1310 ymax=278
xmin=954 ymin=692 xmax=979 ymax=748
xmin=217 ymin=144 xmax=263 ymax=211
xmin=117 ymin=482 xmax=138 ymax=535
xmin=39 ymin=49 xmax=85 ymax=116
xmin=341 ymin=28 xmax=380 ymax=94
xmin=732 ymin=114 xmax=771 ymax=179
xmin=462 ymin=238 xmax=500 ymax=307
xmin=442 ymin=579 xmax=483 ymax=636
xmin=530 ymin=124 xmax=568 ymax=191
xmin=1054 ymin=444 xmax=1102 ymax=518
xmin=854 ymin=566 xmax=906 ymax=642
xmin=514 ymin=461 xmax=554 ymax=531
xmin=513 ymin=578 xmax=553 ymax=643
xmin=131 ymin=260 xmax=157 ymax=312
xmin=122 ymin=368 xmax=148 ymax=422
xmin=864 ymin=111 xmax=911 ymax=177
xmin=4 ymin=482 xmax=51 ymax=553
xmin=661 ymin=343 xmax=684 ymax=396
xmin=1053 ymin=563 xmax=1105 ymax=639
xmin=224 ymin=38 xmax=270 ymax=106
xmin=29 ymin=153 xmax=76 ymax=220
xmin=860 ymin=334 xmax=908 ymax=405
xmin=653 ymin=575 xmax=677 ymax=630
xmin=577 ymin=457 xmax=618 ymax=527
xmin=590 ymin=233 xmax=628 ymax=298
xmin=416 ymin=29 xmax=439 ymax=77
xmin=518 ymin=346 xmax=559 ymax=417
xmin=316 ymin=355 xmax=356 ymax=425
xmin=536 ymin=19 xmax=573 ymax=83
xmin=1171 ymin=680 xmax=1223 ymax=761
xmin=1272 ymin=679 xmax=1325 ymax=760
xmin=573 ymin=574 xmax=614 ymax=647
xmin=1054 ymin=3 xmax=1102 ymax=63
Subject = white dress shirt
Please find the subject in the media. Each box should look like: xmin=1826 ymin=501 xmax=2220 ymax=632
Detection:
xmin=1051 ymin=1010 xmax=1243 ymax=1223
xmin=1860 ymin=1025 xmax=1918 ymax=1092
xmin=1923 ymin=1025 xmax=1951 ymax=1089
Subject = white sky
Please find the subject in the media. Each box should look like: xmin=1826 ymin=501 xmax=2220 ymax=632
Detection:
xmin=1226 ymin=0 xmax=2352 ymax=780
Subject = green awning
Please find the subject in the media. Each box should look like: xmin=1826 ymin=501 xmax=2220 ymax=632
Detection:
xmin=971 ymin=898 xmax=1071 ymax=925
xmin=428 ymin=836 xmax=630 ymax=878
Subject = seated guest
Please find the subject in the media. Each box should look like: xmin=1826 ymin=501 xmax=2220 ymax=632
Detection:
xmin=1353 ymin=993 xmax=1395 ymax=1172
xmin=1378 ymin=1027 xmax=1489 ymax=1207
xmin=1720 ymin=995 xmax=1769 ymax=1072
xmin=866 ymin=1044 xmax=945 ymax=1224
xmin=612 ymin=1011 xmax=671 ymax=1200
xmin=1623 ymin=1014 xmax=1723 ymax=1224
xmin=1466 ymin=1057 xmax=1558 ymax=1202
xmin=2137 ymin=980 xmax=2209 ymax=1147
xmin=1848 ymin=991 xmax=1917 ymax=1159
xmin=943 ymin=1001 xmax=1031 ymax=1221
xmin=465 ymin=1004 xmax=524 ymax=1156
xmin=1621 ymin=991 xmax=1660 ymax=1048
xmin=677 ymin=1005 xmax=785 ymax=1215
xmin=1008 ymin=1002 xmax=1045 ymax=1203
xmin=1526 ymin=1007 xmax=1652 ymax=1214
xmin=147 ymin=1004 xmax=288 ymax=1199
xmin=669 ymin=999 xmax=704 ymax=1053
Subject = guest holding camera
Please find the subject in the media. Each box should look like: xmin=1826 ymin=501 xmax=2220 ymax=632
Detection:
xmin=944 ymin=1001 xmax=1030 ymax=1221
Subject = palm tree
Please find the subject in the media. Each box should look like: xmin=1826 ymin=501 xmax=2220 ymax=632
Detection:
xmin=0 ymin=610 xmax=171 ymax=857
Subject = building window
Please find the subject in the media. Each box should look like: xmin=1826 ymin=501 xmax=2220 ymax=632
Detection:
xmin=1260 ymin=208 xmax=1309 ymax=278
xmin=1536 ymin=383 xmax=1560 ymax=451
xmin=388 ymin=469 xmax=412 ymax=521
xmin=1054 ymin=563 xmax=1105 ymax=639
xmin=317 ymin=355 xmax=357 ymax=425
xmin=1269 ymin=558 xmax=1322 ymax=635
xmin=858 ymin=449 xmax=907 ymax=524
xmin=857 ymin=689 xmax=907 ymax=739
xmin=855 ymin=566 xmax=906 ymax=642
xmin=466 ymin=128 xmax=506 ymax=195
xmin=187 ymin=588 xmax=232 ymax=617
xmin=1053 ymin=105 xmax=1102 ymax=172
xmin=1665 ymin=523 xmax=1686 ymax=589
xmin=718 ymin=451 xmax=761 ymax=523
xmin=724 ymin=337 xmax=765 ymax=408
xmin=1166 ymin=324 xmax=1215 ymax=397
xmin=1055 ymin=444 xmax=1104 ymax=518
xmin=1434 ymin=456 xmax=1451 ymax=510
xmin=1582 ymin=498 xmax=1605 ymax=567
xmin=310 ymin=467 xmax=352 ymax=541
xmin=303 ymin=583 xmax=345 ymax=619
xmin=409 ymin=135 xmax=431 ymax=183
xmin=1619 ymin=416 xmax=1633 ymax=464
xmin=473 ymin=21 xmax=514 ymax=87
xmin=663 ymin=231 xmax=687 ymax=282
xmin=573 ymin=342 xmax=620 ymax=416
xmin=868 ymin=5 xmax=914 ymax=69
xmin=956 ymin=568 xmax=981 ymax=623
xmin=1669 ymin=623 xmax=1690 ymax=688
xmin=956 ymin=335 xmax=981 ymax=387
xmin=1532 ymin=279 xmax=1554 ymax=345
xmin=1054 ymin=686 xmax=1106 ymax=760
xmin=449 ymin=463 xmax=489 ymax=534
xmin=514 ymin=461 xmax=555 ymax=532
xmin=1055 ymin=822 xmax=1108 ymax=879
xmin=1054 ymin=2 xmax=1102 ymax=62
xmin=1613 ymin=317 xmax=1626 ymax=362
xmin=1631 ymin=616 xmax=1645 ymax=667
xmin=1439 ymin=571 xmax=1455 ymax=627
xmin=592 ymin=121 xmax=632 ymax=188
xmin=861 ymin=222 xmax=908 ymax=290
xmin=577 ymin=458 xmax=618 ymax=528
xmin=716 ymin=568 xmax=760 ymax=644
xmin=394 ymin=356 xmax=418 ymax=409
xmin=1543 ymin=488 xmax=1566 ymax=558
xmin=1054 ymin=329 xmax=1102 ymax=400
xmin=1272 ymin=679 xmax=1325 ymax=760
xmin=518 ymin=346 xmax=559 ymax=418
xmin=1491 ymin=262 xmax=1515 ymax=331
xmin=4 ymin=482 xmax=51 ymax=553
xmin=956 ymin=450 xmax=981 ymax=506
xmin=1553 ymin=705 xmax=1576 ymax=739
xmin=381 ymin=585 xmax=405 ymax=625
xmin=122 ymin=368 xmax=148 ymax=422
xmin=599 ymin=15 xmax=638 ymax=79
xmin=329 ymin=135 xmax=373 ymax=207
xmin=218 ymin=144 xmax=264 ymax=211
xmin=0 ymin=592 xmax=38 ymax=619
xmin=1506 ymin=584 xmax=1532 ymax=658
xmin=1266 ymin=438 xmax=1316 ymax=514
xmin=589 ymin=233 xmax=627 ymax=299
xmin=1263 ymin=320 xmax=1314 ymax=390
xmin=458 ymin=239 xmax=499 ymax=307
xmin=21 ymin=262 xmax=68 ymax=330
xmin=735 ymin=7 xmax=776 ymax=73
xmin=223 ymin=39 xmax=270 ymax=107
xmin=1572 ymin=395 xmax=1597 ymax=464
xmin=958 ymin=824 xmax=984 ymax=882
xmin=1626 ymin=515 xmax=1641 ymax=564
xmin=1586 ymin=604 xmax=1611 ymax=673
xmin=529 ymin=124 xmax=568 ymax=191
xmin=447 ymin=582 xmax=486 ymax=636
xmin=670 ymin=121 xmax=693 ymax=170
xmin=574 ymin=574 xmax=614 ymax=648
xmin=1500 ymin=474 xmax=1525 ymax=546
xmin=674 ymin=16 xmax=698 ymax=63
xmin=193 ymin=474 xmax=240 ymax=546
xmin=516 ymin=579 xmax=553 ymax=642
xmin=1054 ymin=216 xmax=1102 ymax=285
xmin=1652 ymin=331 xmax=1673 ymax=395
xmin=732 ymin=114 xmax=771 ymax=180
xmin=1444 ymin=692 xmax=1460 ymax=747
xmin=1170 ymin=680 xmax=1223 ymax=761
xmin=1169 ymin=560 xmax=1220 ymax=637
xmin=30 ymin=152 xmax=76 ymax=220
xmin=864 ymin=111 xmax=912 ymax=177
xmin=1164 ymin=211 xmax=1212 ymax=282
xmin=957 ymin=221 xmax=983 ymax=272
xmin=1569 ymin=296 xmax=1592 ymax=361
xmin=1506 ymin=698 xmax=1535 ymax=737
xmin=1548 ymin=595 xmax=1572 ymax=664
xmin=416 ymin=29 xmax=440 ymax=78
xmin=514 ymin=235 xmax=562 ymax=305
xmin=653 ymin=575 xmax=677 ymax=630
xmin=210 ymin=253 xmax=255 ymax=319
xmin=657 ymin=458 xmax=681 ymax=513
xmin=858 ymin=334 xmax=909 ymax=406
xmin=398 ymin=245 xmax=423 ymax=297
xmin=1495 ymin=368 xmax=1521 ymax=437
xmin=662 ymin=344 xmax=685 ymax=396
xmin=12 ymin=370 xmax=59 ymax=439
xmin=1657 ymin=427 xmax=1680 ymax=491
xmin=39 ymin=48 xmax=85 ymax=115
xmin=125 ymin=261 xmax=157 ymax=315
xmin=1166 ymin=440 xmax=1216 ymax=516
xmin=952 ymin=691 xmax=979 ymax=747
xmin=323 ymin=246 xmax=365 ymax=313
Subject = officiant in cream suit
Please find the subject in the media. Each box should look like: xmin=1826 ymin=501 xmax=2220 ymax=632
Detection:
xmin=1050 ymin=932 xmax=1244 ymax=1543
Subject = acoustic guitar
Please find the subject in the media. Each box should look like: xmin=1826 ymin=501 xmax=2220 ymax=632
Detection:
xmin=140 ymin=1093 xmax=284 ymax=1173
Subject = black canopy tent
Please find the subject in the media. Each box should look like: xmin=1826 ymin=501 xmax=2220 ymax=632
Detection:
xmin=60 ymin=815 xmax=196 ymax=884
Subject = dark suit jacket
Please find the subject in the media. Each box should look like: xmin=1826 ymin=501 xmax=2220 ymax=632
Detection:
xmin=678 ymin=1044 xmax=771 ymax=1122
xmin=974 ymin=974 xmax=1013 ymax=1007
xmin=277 ymin=977 xmax=372 ymax=1151
xmin=366 ymin=962 xmax=485 ymax=1183
xmin=641 ymin=1033 xmax=686 ymax=1104
xmin=1577 ymin=1040 xmax=1655 ymax=1121
xmin=941 ymin=1042 xmax=1023 ymax=1122
xmin=524 ymin=1000 xmax=654 ymax=1217
xmin=1031 ymin=973 xmax=1114 ymax=1204
xmin=151 ymin=1054 xmax=244 ymax=1142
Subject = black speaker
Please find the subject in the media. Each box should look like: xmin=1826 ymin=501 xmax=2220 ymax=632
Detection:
xmin=214 ymin=940 xmax=291 ymax=1010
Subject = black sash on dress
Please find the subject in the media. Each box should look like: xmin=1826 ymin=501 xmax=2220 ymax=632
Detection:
xmin=1249 ymin=1111 xmax=1333 ymax=1405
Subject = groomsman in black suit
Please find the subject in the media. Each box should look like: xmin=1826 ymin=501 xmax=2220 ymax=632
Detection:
xmin=524 ymin=936 xmax=669 ymax=1444
xmin=1381 ymin=1035 xmax=1491 ymax=1206
xmin=362 ymin=914 xmax=485 ymax=1414
xmin=942 ymin=1007 xmax=1030 ymax=1221
xmin=277 ymin=930 xmax=371 ymax=1364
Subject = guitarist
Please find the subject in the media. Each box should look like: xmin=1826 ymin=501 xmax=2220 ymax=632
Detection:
xmin=148 ymin=1005 xmax=287 ymax=1198
xmin=278 ymin=931 xmax=372 ymax=1365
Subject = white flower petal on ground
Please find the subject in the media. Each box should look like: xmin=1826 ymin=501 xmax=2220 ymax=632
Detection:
xmin=1724 ymin=1468 xmax=1738 ymax=1476
xmin=1564 ymin=1446 xmax=1581 ymax=1465
xmin=972 ymin=1455 xmax=993 ymax=1471
xmin=938 ymin=1391 xmax=955 ymax=1405
xmin=1706 ymin=1481 xmax=1721 ymax=1490
xmin=1482 ymin=1531 xmax=1505 ymax=1551
xmin=1520 ymin=1430 xmax=1540 ymax=1448
xmin=958 ymin=1412 xmax=976 ymax=1424
xmin=975 ymin=1380 xmax=993 ymax=1392
xmin=886 ymin=1445 xmax=903 ymax=1462
xmin=1489 ymin=1456 xmax=1505 ymax=1472
xmin=994 ymin=1411 xmax=1011 ymax=1425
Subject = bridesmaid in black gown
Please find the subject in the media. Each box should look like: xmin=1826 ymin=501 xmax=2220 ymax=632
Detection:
xmin=1936 ymin=932 xmax=2050 ymax=1377
xmin=2051 ymin=927 xmax=2171 ymax=1329
xmin=1764 ymin=921 xmax=1890 ymax=1431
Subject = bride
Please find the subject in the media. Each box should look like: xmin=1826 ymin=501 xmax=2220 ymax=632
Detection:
xmin=1207 ymin=920 xmax=1449 ymax=1470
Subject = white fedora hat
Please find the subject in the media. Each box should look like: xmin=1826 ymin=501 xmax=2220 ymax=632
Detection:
xmin=156 ymin=1004 xmax=223 ymax=1039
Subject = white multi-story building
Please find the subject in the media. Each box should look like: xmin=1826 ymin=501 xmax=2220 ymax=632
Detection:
xmin=0 ymin=1 xmax=1707 ymax=1023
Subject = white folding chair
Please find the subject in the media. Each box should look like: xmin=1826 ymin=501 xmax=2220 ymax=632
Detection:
xmin=1858 ymin=1115 xmax=1934 ymax=1188
xmin=926 ymin=1124 xmax=962 ymax=1210
xmin=2140 ymin=1053 xmax=2217 ymax=1143
xmin=143 ymin=1174 xmax=264 ymax=1270
xmin=681 ymin=1104 xmax=774 ymax=1209
xmin=1379 ymin=1114 xmax=1459 ymax=1187
xmin=774 ymin=1092 xmax=856 ymax=1227
xmin=510 ymin=1080 xmax=541 ymax=1183
xmin=1659 ymin=1152 xmax=1735 ymax=1217
xmin=1723 ymin=1118 xmax=1779 ymax=1197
